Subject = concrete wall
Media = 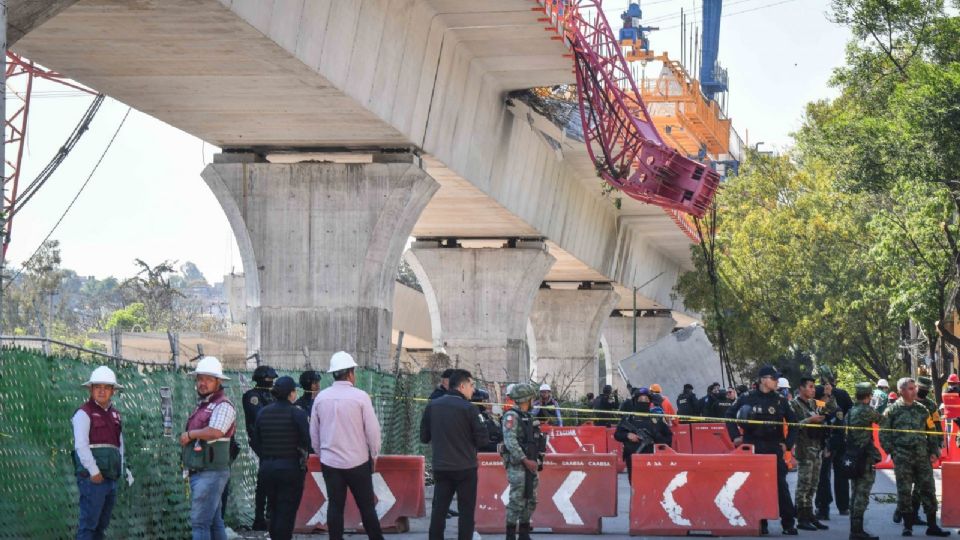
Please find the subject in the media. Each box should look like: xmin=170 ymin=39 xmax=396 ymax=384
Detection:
xmin=602 ymin=315 xmax=676 ymax=394
xmin=619 ymin=324 xmax=725 ymax=402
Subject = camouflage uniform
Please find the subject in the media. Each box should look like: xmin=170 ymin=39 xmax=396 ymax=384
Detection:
xmin=501 ymin=384 xmax=544 ymax=539
xmin=790 ymin=396 xmax=825 ymax=516
xmin=908 ymin=378 xmax=945 ymax=521
xmin=879 ymin=399 xmax=939 ymax=518
xmin=844 ymin=401 xmax=881 ymax=520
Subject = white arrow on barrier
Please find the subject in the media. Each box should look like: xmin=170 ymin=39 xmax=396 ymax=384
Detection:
xmin=661 ymin=471 xmax=692 ymax=526
xmin=552 ymin=470 xmax=586 ymax=525
xmin=307 ymin=471 xmax=328 ymax=526
xmin=501 ymin=484 xmax=511 ymax=507
xmin=713 ymin=471 xmax=750 ymax=526
xmin=372 ymin=473 xmax=396 ymax=519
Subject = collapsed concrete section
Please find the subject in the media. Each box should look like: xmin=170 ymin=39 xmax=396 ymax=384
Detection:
xmin=405 ymin=242 xmax=555 ymax=382
xmin=618 ymin=324 xmax=725 ymax=403
xmin=202 ymin=154 xmax=438 ymax=370
xmin=601 ymin=313 xmax=676 ymax=395
xmin=529 ymin=285 xmax=620 ymax=398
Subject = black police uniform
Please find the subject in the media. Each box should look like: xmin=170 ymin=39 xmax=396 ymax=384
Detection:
xmin=726 ymin=389 xmax=799 ymax=532
xmin=252 ymin=396 xmax=310 ymax=540
xmin=675 ymin=389 xmax=700 ymax=422
xmin=614 ymin=400 xmax=672 ymax=484
xmin=591 ymin=388 xmax=620 ymax=427
xmin=243 ymin=371 xmax=277 ymax=529
xmin=816 ymin=386 xmax=854 ymax=517
xmin=478 ymin=409 xmax=503 ymax=453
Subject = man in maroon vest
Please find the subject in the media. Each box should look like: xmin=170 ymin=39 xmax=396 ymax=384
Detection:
xmin=180 ymin=356 xmax=236 ymax=540
xmin=72 ymin=365 xmax=124 ymax=540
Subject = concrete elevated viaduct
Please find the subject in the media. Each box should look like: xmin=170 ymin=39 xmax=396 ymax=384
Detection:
xmin=10 ymin=0 xmax=709 ymax=396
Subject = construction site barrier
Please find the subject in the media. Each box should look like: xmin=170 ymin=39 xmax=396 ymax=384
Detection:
xmin=630 ymin=445 xmax=779 ymax=536
xmin=671 ymin=423 xmax=693 ymax=453
xmin=691 ymin=423 xmax=735 ymax=454
xmin=873 ymin=423 xmax=894 ymax=470
xmin=606 ymin=427 xmax=627 ymax=472
xmin=942 ymin=462 xmax=960 ymax=527
xmin=542 ymin=425 xmax=609 ymax=454
xmin=475 ymin=452 xmax=619 ymax=534
xmin=943 ymin=394 xmax=960 ymax=463
xmin=294 ymin=455 xmax=425 ymax=534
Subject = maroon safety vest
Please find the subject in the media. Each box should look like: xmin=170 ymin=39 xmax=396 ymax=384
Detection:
xmin=186 ymin=389 xmax=236 ymax=437
xmin=78 ymin=398 xmax=122 ymax=447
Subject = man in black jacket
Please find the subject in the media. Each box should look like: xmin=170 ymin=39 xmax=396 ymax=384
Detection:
xmin=676 ymin=383 xmax=700 ymax=423
xmin=420 ymin=369 xmax=488 ymax=540
xmin=472 ymin=389 xmax=502 ymax=453
xmin=592 ymin=384 xmax=620 ymax=427
xmin=429 ymin=368 xmax=455 ymax=400
xmin=252 ymin=376 xmax=310 ymax=540
xmin=615 ymin=387 xmax=672 ymax=483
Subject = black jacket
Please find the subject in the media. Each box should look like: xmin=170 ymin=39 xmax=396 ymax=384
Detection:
xmin=428 ymin=386 xmax=448 ymax=400
xmin=725 ymin=389 xmax=798 ymax=452
xmin=420 ymin=391 xmax=489 ymax=471
xmin=591 ymin=393 xmax=620 ymax=427
xmin=252 ymin=400 xmax=310 ymax=463
xmin=478 ymin=409 xmax=503 ymax=453
xmin=614 ymin=400 xmax=672 ymax=455
xmin=675 ymin=391 xmax=700 ymax=417
xmin=242 ymin=387 xmax=276 ymax=447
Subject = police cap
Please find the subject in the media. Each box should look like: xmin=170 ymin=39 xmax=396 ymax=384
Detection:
xmin=758 ymin=365 xmax=779 ymax=379
xmin=299 ymin=370 xmax=321 ymax=389
xmin=271 ymin=376 xmax=297 ymax=399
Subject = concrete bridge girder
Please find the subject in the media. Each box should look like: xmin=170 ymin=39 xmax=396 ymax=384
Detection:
xmin=202 ymin=156 xmax=438 ymax=370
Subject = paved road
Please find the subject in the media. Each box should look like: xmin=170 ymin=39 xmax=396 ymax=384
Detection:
xmin=233 ymin=468 xmax=954 ymax=539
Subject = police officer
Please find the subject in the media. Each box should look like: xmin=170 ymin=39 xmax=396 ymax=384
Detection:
xmin=790 ymin=377 xmax=829 ymax=531
xmin=591 ymin=384 xmax=620 ymax=427
xmin=615 ymin=387 xmax=672 ymax=484
xmin=500 ymin=383 xmax=546 ymax=540
xmin=252 ymin=376 xmax=310 ymax=540
xmin=295 ymin=370 xmax=321 ymax=415
xmin=726 ymin=365 xmax=799 ymax=535
xmin=243 ymin=364 xmax=277 ymax=530
xmin=816 ymin=376 xmax=854 ymax=521
xmin=880 ymin=377 xmax=950 ymax=537
xmin=845 ymin=383 xmax=882 ymax=540
xmin=72 ymin=366 xmax=125 ymax=540
xmin=676 ymin=383 xmax=700 ymax=422
xmin=700 ymin=382 xmax=723 ymax=419
xmin=472 ymin=389 xmax=503 ymax=453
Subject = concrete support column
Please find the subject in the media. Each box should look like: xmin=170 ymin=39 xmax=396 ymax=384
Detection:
xmin=405 ymin=242 xmax=556 ymax=382
xmin=601 ymin=313 xmax=675 ymax=394
xmin=528 ymin=285 xmax=621 ymax=398
xmin=202 ymin=154 xmax=438 ymax=370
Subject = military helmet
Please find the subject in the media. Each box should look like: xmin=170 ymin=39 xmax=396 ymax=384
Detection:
xmin=252 ymin=365 xmax=278 ymax=384
xmin=299 ymin=370 xmax=321 ymax=389
xmin=508 ymin=383 xmax=537 ymax=402
xmin=471 ymin=388 xmax=490 ymax=403
xmin=917 ymin=376 xmax=933 ymax=389
xmin=854 ymin=382 xmax=873 ymax=400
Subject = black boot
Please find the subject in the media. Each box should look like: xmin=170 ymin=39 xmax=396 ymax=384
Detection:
xmin=816 ymin=508 xmax=830 ymax=521
xmin=761 ymin=519 xmax=770 ymax=535
xmin=518 ymin=522 xmax=533 ymax=540
xmin=926 ymin=513 xmax=952 ymax=537
xmin=506 ymin=523 xmax=517 ymax=540
xmin=904 ymin=514 xmax=915 ymax=537
xmin=895 ymin=510 xmax=903 ymax=524
xmin=850 ymin=517 xmax=879 ymax=540
xmin=798 ymin=509 xmax=819 ymax=531
xmin=811 ymin=511 xmax=830 ymax=531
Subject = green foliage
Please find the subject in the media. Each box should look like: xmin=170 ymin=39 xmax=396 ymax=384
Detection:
xmin=105 ymin=302 xmax=149 ymax=332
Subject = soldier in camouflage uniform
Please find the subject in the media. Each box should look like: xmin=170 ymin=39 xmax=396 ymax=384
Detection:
xmin=500 ymin=383 xmax=546 ymax=540
xmin=894 ymin=376 xmax=945 ymax=526
xmin=790 ymin=377 xmax=829 ymax=531
xmin=845 ymin=383 xmax=882 ymax=540
xmin=880 ymin=377 xmax=951 ymax=537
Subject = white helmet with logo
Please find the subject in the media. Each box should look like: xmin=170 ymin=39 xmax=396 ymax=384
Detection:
xmin=83 ymin=366 xmax=123 ymax=389
xmin=189 ymin=356 xmax=230 ymax=380
xmin=327 ymin=351 xmax=358 ymax=373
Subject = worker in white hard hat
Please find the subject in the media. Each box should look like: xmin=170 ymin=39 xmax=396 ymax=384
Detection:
xmin=778 ymin=377 xmax=793 ymax=400
xmin=871 ymin=379 xmax=890 ymax=410
xmin=531 ymin=383 xmax=562 ymax=426
xmin=72 ymin=365 xmax=125 ymax=540
xmin=180 ymin=356 xmax=237 ymax=540
xmin=309 ymin=351 xmax=384 ymax=540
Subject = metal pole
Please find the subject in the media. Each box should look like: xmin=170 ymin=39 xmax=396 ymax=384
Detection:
xmin=632 ymin=286 xmax=637 ymax=353
xmin=0 ymin=0 xmax=7 ymax=338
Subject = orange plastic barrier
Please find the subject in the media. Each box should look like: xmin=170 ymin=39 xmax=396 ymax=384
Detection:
xmin=671 ymin=424 xmax=693 ymax=453
xmin=475 ymin=452 xmax=619 ymax=534
xmin=542 ymin=425 xmax=609 ymax=454
xmin=690 ymin=423 xmax=735 ymax=454
xmin=943 ymin=395 xmax=960 ymax=463
xmin=872 ymin=423 xmax=893 ymax=470
xmin=606 ymin=427 xmax=626 ymax=472
xmin=943 ymin=462 xmax=960 ymax=526
xmin=294 ymin=455 xmax=425 ymax=534
xmin=630 ymin=445 xmax=779 ymax=536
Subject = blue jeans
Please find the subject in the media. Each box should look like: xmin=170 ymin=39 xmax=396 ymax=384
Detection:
xmin=189 ymin=470 xmax=231 ymax=540
xmin=76 ymin=475 xmax=117 ymax=540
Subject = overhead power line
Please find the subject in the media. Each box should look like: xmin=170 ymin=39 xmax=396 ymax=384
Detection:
xmin=5 ymin=107 xmax=132 ymax=290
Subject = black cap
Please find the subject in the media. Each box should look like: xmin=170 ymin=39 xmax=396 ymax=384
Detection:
xmin=683 ymin=383 xmax=694 ymax=391
xmin=271 ymin=376 xmax=297 ymax=398
xmin=758 ymin=365 xmax=779 ymax=379
xmin=299 ymin=370 xmax=321 ymax=389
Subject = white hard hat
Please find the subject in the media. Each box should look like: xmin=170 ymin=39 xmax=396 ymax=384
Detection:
xmin=327 ymin=351 xmax=358 ymax=373
xmin=190 ymin=356 xmax=230 ymax=380
xmin=83 ymin=366 xmax=123 ymax=389
xmin=777 ymin=377 xmax=790 ymax=389
xmin=877 ymin=378 xmax=889 ymax=388
xmin=539 ymin=383 xmax=551 ymax=392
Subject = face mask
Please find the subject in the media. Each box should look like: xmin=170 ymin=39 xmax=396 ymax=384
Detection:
xmin=636 ymin=401 xmax=651 ymax=412
xmin=918 ymin=388 xmax=928 ymax=400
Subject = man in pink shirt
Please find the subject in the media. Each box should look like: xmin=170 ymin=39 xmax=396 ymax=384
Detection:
xmin=309 ymin=351 xmax=384 ymax=540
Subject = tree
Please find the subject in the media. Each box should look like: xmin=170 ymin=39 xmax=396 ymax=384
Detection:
xmin=104 ymin=302 xmax=149 ymax=331
xmin=121 ymin=259 xmax=183 ymax=330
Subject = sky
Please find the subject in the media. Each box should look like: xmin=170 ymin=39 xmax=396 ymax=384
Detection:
xmin=6 ymin=0 xmax=852 ymax=283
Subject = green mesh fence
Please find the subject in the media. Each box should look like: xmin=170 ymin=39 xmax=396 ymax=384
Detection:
xmin=0 ymin=347 xmax=434 ymax=539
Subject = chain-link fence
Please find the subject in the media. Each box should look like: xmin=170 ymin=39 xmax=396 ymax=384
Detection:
xmin=0 ymin=347 xmax=434 ymax=539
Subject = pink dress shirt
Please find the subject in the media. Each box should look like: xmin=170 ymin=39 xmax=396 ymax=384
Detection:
xmin=309 ymin=380 xmax=382 ymax=469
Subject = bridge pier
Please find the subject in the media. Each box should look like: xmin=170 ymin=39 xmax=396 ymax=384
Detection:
xmin=601 ymin=312 xmax=676 ymax=395
xmin=202 ymin=153 xmax=438 ymax=370
xmin=528 ymin=284 xmax=620 ymax=399
xmin=404 ymin=241 xmax=555 ymax=383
